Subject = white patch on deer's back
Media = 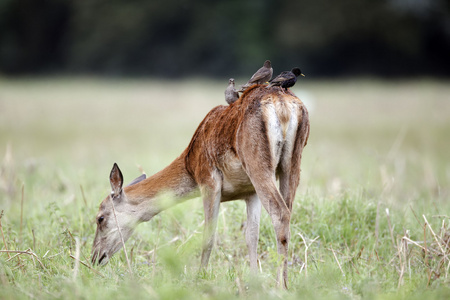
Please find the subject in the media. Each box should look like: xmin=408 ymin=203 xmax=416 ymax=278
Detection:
xmin=274 ymin=100 xmax=291 ymax=139
xmin=280 ymin=102 xmax=299 ymax=167
xmin=262 ymin=99 xmax=284 ymax=168
xmin=262 ymin=96 xmax=300 ymax=170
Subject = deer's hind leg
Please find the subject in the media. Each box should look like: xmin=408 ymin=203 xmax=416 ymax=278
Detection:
xmin=247 ymin=170 xmax=291 ymax=288
xmin=278 ymin=110 xmax=309 ymax=212
xmin=239 ymin=139 xmax=291 ymax=288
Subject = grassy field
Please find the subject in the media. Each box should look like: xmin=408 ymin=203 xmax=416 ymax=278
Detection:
xmin=0 ymin=77 xmax=450 ymax=299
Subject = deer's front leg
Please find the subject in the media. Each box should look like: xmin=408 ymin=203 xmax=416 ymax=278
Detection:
xmin=200 ymin=172 xmax=222 ymax=270
xmin=245 ymin=194 xmax=261 ymax=273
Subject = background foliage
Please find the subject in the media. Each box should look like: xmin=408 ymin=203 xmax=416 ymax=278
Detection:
xmin=1 ymin=0 xmax=449 ymax=77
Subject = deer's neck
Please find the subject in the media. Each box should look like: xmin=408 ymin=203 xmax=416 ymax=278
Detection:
xmin=124 ymin=154 xmax=199 ymax=221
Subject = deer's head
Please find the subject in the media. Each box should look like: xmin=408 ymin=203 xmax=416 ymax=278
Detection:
xmin=91 ymin=163 xmax=146 ymax=266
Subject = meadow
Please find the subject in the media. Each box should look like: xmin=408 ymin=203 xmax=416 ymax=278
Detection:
xmin=0 ymin=77 xmax=450 ymax=299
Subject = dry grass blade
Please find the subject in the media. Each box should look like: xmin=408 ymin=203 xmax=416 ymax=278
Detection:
xmin=32 ymin=229 xmax=36 ymax=250
xmin=0 ymin=249 xmax=47 ymax=272
xmin=136 ymin=164 xmax=146 ymax=175
xmin=376 ymin=165 xmax=394 ymax=248
xmin=423 ymin=215 xmax=450 ymax=279
xmin=375 ymin=199 xmax=381 ymax=249
xmin=80 ymin=184 xmax=88 ymax=207
xmin=69 ymin=255 xmax=105 ymax=277
xmin=6 ymin=252 xmax=24 ymax=262
xmin=329 ymin=246 xmax=345 ymax=277
xmin=432 ymin=215 xmax=450 ymax=219
xmin=386 ymin=208 xmax=396 ymax=248
xmin=447 ymin=255 xmax=450 ymax=278
xmin=0 ymin=211 xmax=11 ymax=259
xmin=423 ymin=215 xmax=446 ymax=255
xmin=409 ymin=205 xmax=422 ymax=227
xmin=297 ymin=231 xmax=309 ymax=276
xmin=297 ymin=232 xmax=319 ymax=276
xmin=176 ymin=220 xmax=204 ymax=250
xmin=66 ymin=229 xmax=93 ymax=267
xmin=397 ymin=239 xmax=405 ymax=288
xmin=423 ymin=221 xmax=430 ymax=282
xmin=439 ymin=219 xmax=450 ymax=254
xmin=20 ymin=184 xmax=24 ymax=240
xmin=110 ymin=197 xmax=133 ymax=274
xmin=146 ymin=236 xmax=180 ymax=256
xmin=402 ymin=236 xmax=427 ymax=252
xmin=72 ymin=237 xmax=80 ymax=281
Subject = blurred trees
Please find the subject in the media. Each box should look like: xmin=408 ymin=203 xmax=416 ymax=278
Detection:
xmin=0 ymin=0 xmax=449 ymax=77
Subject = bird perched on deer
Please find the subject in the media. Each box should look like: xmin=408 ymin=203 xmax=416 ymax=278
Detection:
xmin=238 ymin=60 xmax=273 ymax=92
xmin=268 ymin=67 xmax=305 ymax=92
xmin=224 ymin=78 xmax=239 ymax=104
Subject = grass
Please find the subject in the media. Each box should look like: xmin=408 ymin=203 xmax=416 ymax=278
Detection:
xmin=0 ymin=77 xmax=450 ymax=299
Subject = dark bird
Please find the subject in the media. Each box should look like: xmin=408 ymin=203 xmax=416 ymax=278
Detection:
xmin=224 ymin=78 xmax=239 ymax=104
xmin=238 ymin=60 xmax=273 ymax=92
xmin=267 ymin=67 xmax=305 ymax=91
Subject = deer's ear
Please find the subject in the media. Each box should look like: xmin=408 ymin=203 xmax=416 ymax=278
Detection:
xmin=110 ymin=163 xmax=124 ymax=196
xmin=126 ymin=173 xmax=146 ymax=187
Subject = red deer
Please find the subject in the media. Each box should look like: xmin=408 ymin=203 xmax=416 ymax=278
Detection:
xmin=91 ymin=84 xmax=310 ymax=288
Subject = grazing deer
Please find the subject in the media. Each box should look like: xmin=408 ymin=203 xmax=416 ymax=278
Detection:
xmin=91 ymin=84 xmax=310 ymax=288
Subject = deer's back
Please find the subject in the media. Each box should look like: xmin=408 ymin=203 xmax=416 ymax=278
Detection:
xmin=184 ymin=85 xmax=309 ymax=201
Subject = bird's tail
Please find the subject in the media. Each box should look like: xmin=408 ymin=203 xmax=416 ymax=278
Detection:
xmin=237 ymin=84 xmax=249 ymax=92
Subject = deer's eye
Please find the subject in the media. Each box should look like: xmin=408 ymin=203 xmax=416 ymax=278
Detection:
xmin=98 ymin=216 xmax=104 ymax=224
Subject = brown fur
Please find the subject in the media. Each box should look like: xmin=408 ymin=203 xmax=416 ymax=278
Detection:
xmin=92 ymin=85 xmax=310 ymax=288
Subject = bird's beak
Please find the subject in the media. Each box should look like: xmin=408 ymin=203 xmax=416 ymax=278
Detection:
xmin=301 ymin=73 xmax=305 ymax=77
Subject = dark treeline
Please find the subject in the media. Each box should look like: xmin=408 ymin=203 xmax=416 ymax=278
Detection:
xmin=1 ymin=0 xmax=449 ymax=78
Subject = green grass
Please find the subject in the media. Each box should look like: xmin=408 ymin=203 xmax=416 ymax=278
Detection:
xmin=1 ymin=77 xmax=450 ymax=299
